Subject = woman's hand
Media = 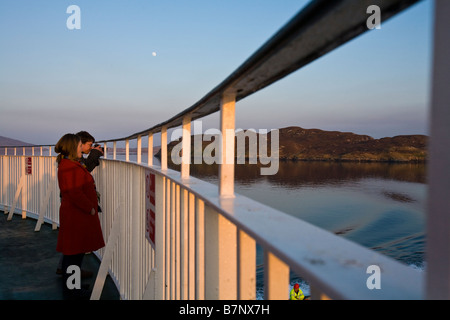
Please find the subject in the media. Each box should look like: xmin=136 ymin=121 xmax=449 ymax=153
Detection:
xmin=90 ymin=208 xmax=96 ymax=215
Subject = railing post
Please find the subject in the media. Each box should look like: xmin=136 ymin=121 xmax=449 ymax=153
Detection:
xmin=180 ymin=187 xmax=189 ymax=299
xmin=161 ymin=126 xmax=168 ymax=171
xmin=238 ymin=229 xmax=256 ymax=300
xmin=170 ymin=181 xmax=176 ymax=299
xmin=195 ymin=197 xmax=205 ymax=299
xmin=219 ymin=92 xmax=236 ymax=198
xmin=264 ymin=251 xmax=289 ymax=300
xmin=118 ymin=163 xmax=127 ymax=298
xmin=188 ymin=192 xmax=196 ymax=299
xmin=426 ymin=0 xmax=450 ymax=300
xmin=148 ymin=134 xmax=153 ymax=166
xmin=204 ymin=207 xmax=237 ymax=299
xmin=131 ymin=166 xmax=142 ymax=299
xmin=2 ymin=156 xmax=8 ymax=210
xmin=125 ymin=139 xmax=130 ymax=162
xmin=154 ymin=174 xmax=166 ymax=299
xmin=21 ymin=157 xmax=27 ymax=219
xmin=137 ymin=135 xmax=142 ymax=164
xmin=174 ymin=183 xmax=181 ymax=300
xmin=164 ymin=178 xmax=171 ymax=299
xmin=181 ymin=116 xmax=191 ymax=179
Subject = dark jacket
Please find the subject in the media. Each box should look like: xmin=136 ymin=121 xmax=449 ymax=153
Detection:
xmin=81 ymin=148 xmax=103 ymax=172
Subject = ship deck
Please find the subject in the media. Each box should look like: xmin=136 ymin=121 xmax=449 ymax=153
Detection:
xmin=0 ymin=212 xmax=120 ymax=300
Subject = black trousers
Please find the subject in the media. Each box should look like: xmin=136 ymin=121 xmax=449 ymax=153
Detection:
xmin=61 ymin=253 xmax=84 ymax=292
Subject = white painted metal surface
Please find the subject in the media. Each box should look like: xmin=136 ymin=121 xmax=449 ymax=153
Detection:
xmin=1 ymin=155 xmax=59 ymax=228
xmin=426 ymin=0 xmax=450 ymax=300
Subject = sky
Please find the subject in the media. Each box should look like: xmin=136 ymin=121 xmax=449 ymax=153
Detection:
xmin=0 ymin=0 xmax=433 ymax=146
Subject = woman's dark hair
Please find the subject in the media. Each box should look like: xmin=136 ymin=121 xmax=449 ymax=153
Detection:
xmin=76 ymin=131 xmax=95 ymax=144
xmin=55 ymin=133 xmax=80 ymax=164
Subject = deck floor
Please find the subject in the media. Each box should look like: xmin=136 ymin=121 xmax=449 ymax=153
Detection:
xmin=0 ymin=212 xmax=120 ymax=300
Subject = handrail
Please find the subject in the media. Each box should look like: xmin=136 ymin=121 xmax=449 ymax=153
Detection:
xmin=0 ymin=154 xmax=425 ymax=299
xmin=150 ymin=162 xmax=424 ymax=300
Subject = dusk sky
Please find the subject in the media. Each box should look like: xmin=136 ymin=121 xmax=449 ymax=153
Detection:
xmin=0 ymin=0 xmax=433 ymax=146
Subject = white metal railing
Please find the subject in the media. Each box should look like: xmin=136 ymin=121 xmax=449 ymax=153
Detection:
xmin=1 ymin=0 xmax=449 ymax=300
xmin=0 ymin=153 xmax=424 ymax=300
xmin=1 ymin=155 xmax=59 ymax=230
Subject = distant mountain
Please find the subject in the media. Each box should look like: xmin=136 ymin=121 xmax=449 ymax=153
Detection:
xmin=158 ymin=126 xmax=428 ymax=163
xmin=0 ymin=136 xmax=34 ymax=147
xmin=274 ymin=127 xmax=427 ymax=162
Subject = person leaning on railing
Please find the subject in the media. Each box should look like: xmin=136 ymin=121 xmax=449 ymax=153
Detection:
xmin=76 ymin=130 xmax=103 ymax=212
xmin=55 ymin=133 xmax=105 ymax=299
xmin=76 ymin=131 xmax=104 ymax=173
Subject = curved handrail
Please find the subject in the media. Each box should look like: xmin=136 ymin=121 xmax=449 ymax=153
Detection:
xmin=1 ymin=154 xmax=423 ymax=299
xmin=139 ymin=161 xmax=423 ymax=300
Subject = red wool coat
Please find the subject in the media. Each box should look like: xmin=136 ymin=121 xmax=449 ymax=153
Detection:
xmin=56 ymin=158 xmax=105 ymax=255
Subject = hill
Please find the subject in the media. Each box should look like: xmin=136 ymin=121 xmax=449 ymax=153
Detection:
xmin=275 ymin=127 xmax=427 ymax=162
xmin=159 ymin=126 xmax=427 ymax=163
xmin=0 ymin=136 xmax=34 ymax=147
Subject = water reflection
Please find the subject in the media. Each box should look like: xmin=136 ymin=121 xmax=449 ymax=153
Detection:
xmin=185 ymin=161 xmax=426 ymax=186
xmin=183 ymin=161 xmax=427 ymax=268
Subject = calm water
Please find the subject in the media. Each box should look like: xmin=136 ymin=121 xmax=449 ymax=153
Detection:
xmin=189 ymin=162 xmax=426 ymax=263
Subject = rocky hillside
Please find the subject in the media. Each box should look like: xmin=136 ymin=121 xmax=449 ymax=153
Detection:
xmin=275 ymin=127 xmax=427 ymax=162
xmin=159 ymin=126 xmax=427 ymax=163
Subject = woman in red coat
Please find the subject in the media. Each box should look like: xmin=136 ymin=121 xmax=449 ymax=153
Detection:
xmin=55 ymin=133 xmax=105 ymax=297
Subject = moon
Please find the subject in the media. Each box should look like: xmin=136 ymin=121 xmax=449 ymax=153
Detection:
xmin=152 ymin=52 xmax=157 ymax=57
